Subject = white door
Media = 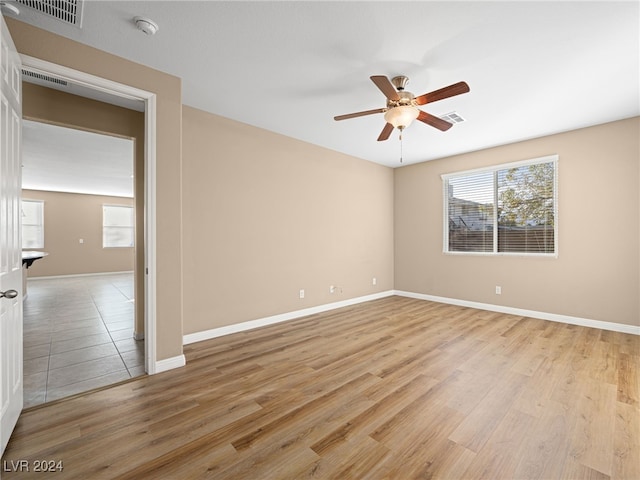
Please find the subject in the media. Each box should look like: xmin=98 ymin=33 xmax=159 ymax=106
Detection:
xmin=0 ymin=13 xmax=22 ymax=456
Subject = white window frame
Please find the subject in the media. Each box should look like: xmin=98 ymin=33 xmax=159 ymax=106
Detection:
xmin=442 ymin=155 xmax=558 ymax=257
xmin=21 ymin=199 xmax=44 ymax=249
xmin=103 ymin=204 xmax=134 ymax=248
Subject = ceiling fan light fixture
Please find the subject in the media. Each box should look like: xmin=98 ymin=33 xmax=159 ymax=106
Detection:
xmin=384 ymin=105 xmax=419 ymax=129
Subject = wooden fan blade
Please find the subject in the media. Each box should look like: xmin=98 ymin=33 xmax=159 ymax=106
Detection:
xmin=334 ymin=108 xmax=386 ymax=121
xmin=377 ymin=123 xmax=394 ymax=141
xmin=417 ymin=110 xmax=453 ymax=131
xmin=415 ymin=81 xmax=470 ymax=106
xmin=370 ymin=76 xmax=400 ymax=101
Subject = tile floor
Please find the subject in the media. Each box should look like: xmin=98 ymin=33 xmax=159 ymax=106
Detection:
xmin=23 ymin=272 xmax=145 ymax=408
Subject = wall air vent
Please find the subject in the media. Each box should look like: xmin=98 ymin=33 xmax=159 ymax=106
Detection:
xmin=440 ymin=112 xmax=466 ymax=124
xmin=22 ymin=69 xmax=68 ymax=87
xmin=15 ymin=0 xmax=84 ymax=27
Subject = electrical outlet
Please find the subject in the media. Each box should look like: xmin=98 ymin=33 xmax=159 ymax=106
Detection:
xmin=299 ymin=289 xmax=305 ymax=299
xmin=372 ymin=277 xmax=377 ymax=286
xmin=330 ymin=285 xmax=336 ymax=294
xmin=495 ymin=286 xmax=502 ymax=295
xmin=79 ymin=238 xmax=84 ymax=244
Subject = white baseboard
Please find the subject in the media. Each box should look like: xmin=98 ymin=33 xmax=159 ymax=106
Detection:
xmin=134 ymin=332 xmax=145 ymax=341
xmin=152 ymin=354 xmax=186 ymax=374
xmin=29 ymin=271 xmax=134 ymax=280
xmin=182 ymin=288 xmax=638 ymax=352
xmin=394 ymin=290 xmax=640 ymax=336
xmin=183 ymin=290 xmax=395 ymax=345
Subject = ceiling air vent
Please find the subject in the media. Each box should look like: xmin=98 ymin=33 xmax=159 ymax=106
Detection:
xmin=440 ymin=111 xmax=466 ymax=124
xmin=15 ymin=0 xmax=84 ymax=27
xmin=22 ymin=69 xmax=68 ymax=87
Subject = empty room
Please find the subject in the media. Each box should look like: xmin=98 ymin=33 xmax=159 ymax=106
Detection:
xmin=0 ymin=1 xmax=638 ymax=479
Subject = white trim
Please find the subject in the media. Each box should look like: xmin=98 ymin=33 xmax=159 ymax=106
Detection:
xmin=28 ymin=271 xmax=134 ymax=280
xmin=183 ymin=291 xmax=395 ymax=345
xmin=154 ymin=354 xmax=185 ymax=373
xmin=20 ymin=56 xmax=151 ymax=105
xmin=20 ymin=55 xmax=160 ymax=374
xmin=144 ymin=94 xmax=158 ymax=374
xmin=394 ymin=290 xmax=640 ymax=336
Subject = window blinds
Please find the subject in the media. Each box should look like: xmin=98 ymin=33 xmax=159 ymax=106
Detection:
xmin=22 ymin=200 xmax=44 ymax=249
xmin=443 ymin=155 xmax=557 ymax=256
xmin=103 ymin=205 xmax=134 ymax=248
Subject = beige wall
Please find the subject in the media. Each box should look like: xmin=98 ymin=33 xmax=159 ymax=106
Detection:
xmin=395 ymin=117 xmax=640 ymax=327
xmin=22 ymin=83 xmax=145 ymax=336
xmin=6 ymin=19 xmax=636 ymax=365
xmin=23 ymin=190 xmax=134 ymax=276
xmin=8 ymin=18 xmax=184 ymax=361
xmin=182 ymin=106 xmax=394 ymax=334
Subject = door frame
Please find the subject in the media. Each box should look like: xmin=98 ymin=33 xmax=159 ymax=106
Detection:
xmin=20 ymin=55 xmax=159 ymax=374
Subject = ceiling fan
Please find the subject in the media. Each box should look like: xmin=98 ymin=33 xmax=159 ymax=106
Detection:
xmin=334 ymin=75 xmax=470 ymax=141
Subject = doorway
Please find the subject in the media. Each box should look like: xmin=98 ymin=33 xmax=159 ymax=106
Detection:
xmin=21 ymin=119 xmax=142 ymax=407
xmin=18 ymin=54 xmax=159 ymax=402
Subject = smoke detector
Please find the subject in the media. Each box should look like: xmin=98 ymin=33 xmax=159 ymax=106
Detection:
xmin=134 ymin=16 xmax=159 ymax=35
xmin=0 ymin=2 xmax=20 ymax=16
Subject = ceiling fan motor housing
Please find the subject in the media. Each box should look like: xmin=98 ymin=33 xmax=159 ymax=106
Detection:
xmin=391 ymin=75 xmax=409 ymax=91
xmin=387 ymin=90 xmax=416 ymax=109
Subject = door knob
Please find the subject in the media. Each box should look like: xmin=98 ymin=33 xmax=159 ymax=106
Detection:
xmin=0 ymin=290 xmax=18 ymax=299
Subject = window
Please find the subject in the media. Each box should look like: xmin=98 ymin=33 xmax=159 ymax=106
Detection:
xmin=22 ymin=199 xmax=44 ymax=249
xmin=443 ymin=155 xmax=557 ymax=256
xmin=103 ymin=205 xmax=134 ymax=248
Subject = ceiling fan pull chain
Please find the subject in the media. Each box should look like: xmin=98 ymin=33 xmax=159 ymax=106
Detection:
xmin=399 ymin=130 xmax=403 ymax=163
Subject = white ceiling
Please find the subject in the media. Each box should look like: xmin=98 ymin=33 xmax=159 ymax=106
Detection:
xmin=8 ymin=1 xmax=640 ymax=170
xmin=22 ymin=120 xmax=134 ymax=197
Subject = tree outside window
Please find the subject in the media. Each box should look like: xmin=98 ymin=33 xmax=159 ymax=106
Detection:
xmin=443 ymin=156 xmax=557 ymax=255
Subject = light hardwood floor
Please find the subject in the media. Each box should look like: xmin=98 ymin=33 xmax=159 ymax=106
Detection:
xmin=2 ymin=296 xmax=638 ymax=479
